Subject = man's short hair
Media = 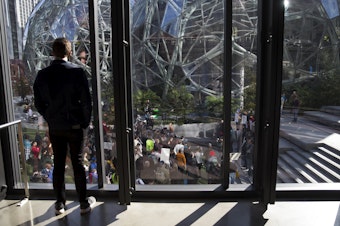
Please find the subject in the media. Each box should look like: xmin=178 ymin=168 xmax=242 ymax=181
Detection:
xmin=52 ymin=37 xmax=72 ymax=58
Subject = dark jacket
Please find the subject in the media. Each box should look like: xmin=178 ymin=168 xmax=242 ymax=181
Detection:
xmin=33 ymin=60 xmax=92 ymax=130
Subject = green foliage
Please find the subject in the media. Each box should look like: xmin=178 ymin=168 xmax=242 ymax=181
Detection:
xmin=243 ymin=66 xmax=257 ymax=112
xmin=133 ymin=89 xmax=161 ymax=115
xmin=205 ymin=95 xmax=223 ymax=117
xmin=231 ymin=97 xmax=240 ymax=114
xmin=164 ymin=86 xmax=195 ymax=123
xmin=244 ymin=83 xmax=256 ymax=112
xmin=283 ymin=69 xmax=340 ymax=110
xmin=101 ymin=78 xmax=115 ymax=125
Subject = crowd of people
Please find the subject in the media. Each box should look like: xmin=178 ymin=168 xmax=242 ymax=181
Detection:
xmin=133 ymin=128 xmax=222 ymax=185
xmin=24 ymin=131 xmax=55 ymax=183
xmin=22 ymin=103 xmax=259 ymax=186
xmin=22 ymin=97 xmax=260 ymax=186
xmin=24 ymin=125 xmax=101 ymax=184
xmin=132 ymin=104 xmax=257 ymax=185
xmin=23 ymin=113 xmax=257 ymax=186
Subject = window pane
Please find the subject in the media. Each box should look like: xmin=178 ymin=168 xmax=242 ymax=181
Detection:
xmin=7 ymin=0 xmax=114 ymax=188
xmin=231 ymin=0 xmax=257 ymax=185
xmin=131 ymin=0 xmax=226 ymax=185
xmin=278 ymin=0 xmax=340 ymax=185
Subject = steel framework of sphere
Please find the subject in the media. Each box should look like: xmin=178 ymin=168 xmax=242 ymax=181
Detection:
xmin=23 ymin=0 xmax=340 ymax=97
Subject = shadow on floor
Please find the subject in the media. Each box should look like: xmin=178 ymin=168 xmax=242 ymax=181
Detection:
xmin=17 ymin=198 xmax=127 ymax=226
xmin=174 ymin=201 xmax=268 ymax=226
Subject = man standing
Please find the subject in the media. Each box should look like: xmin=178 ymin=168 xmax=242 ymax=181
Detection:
xmin=33 ymin=37 xmax=95 ymax=215
xmin=290 ymin=90 xmax=300 ymax=122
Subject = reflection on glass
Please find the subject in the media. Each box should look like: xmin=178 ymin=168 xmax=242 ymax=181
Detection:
xmin=131 ymin=0 xmax=225 ymax=185
xmin=8 ymin=0 xmax=116 ymax=186
xmin=131 ymin=0 xmax=258 ymax=185
xmin=7 ymin=0 xmax=259 ymax=188
xmin=230 ymin=0 xmax=257 ymax=185
xmin=278 ymin=0 xmax=340 ymax=184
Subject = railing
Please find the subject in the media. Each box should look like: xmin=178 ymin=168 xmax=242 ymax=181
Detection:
xmin=0 ymin=120 xmax=29 ymax=202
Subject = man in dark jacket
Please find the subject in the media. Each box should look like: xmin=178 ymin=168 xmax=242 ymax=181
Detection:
xmin=33 ymin=37 xmax=95 ymax=215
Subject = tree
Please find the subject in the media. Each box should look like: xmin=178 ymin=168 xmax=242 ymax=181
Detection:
xmin=243 ymin=66 xmax=256 ymax=112
xmin=164 ymin=86 xmax=194 ymax=123
xmin=133 ymin=89 xmax=161 ymax=115
xmin=205 ymin=95 xmax=223 ymax=117
xmin=283 ymin=68 xmax=340 ymax=110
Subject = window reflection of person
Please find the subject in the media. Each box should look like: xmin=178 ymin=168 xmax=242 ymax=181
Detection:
xmin=78 ymin=50 xmax=87 ymax=64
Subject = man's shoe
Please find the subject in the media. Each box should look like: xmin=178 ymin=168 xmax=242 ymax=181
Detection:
xmin=80 ymin=196 xmax=96 ymax=215
xmin=55 ymin=202 xmax=65 ymax=215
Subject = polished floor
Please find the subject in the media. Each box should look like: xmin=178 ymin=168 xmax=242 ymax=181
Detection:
xmin=0 ymin=197 xmax=339 ymax=226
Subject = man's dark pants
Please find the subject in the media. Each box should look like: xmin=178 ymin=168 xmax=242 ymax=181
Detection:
xmin=49 ymin=128 xmax=87 ymax=205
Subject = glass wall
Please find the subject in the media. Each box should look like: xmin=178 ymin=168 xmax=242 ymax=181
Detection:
xmin=7 ymin=0 xmax=116 ymax=188
xmin=231 ymin=0 xmax=258 ymax=185
xmin=130 ymin=0 xmax=226 ymax=185
xmin=278 ymin=0 xmax=340 ymax=185
xmin=4 ymin=0 xmax=260 ymax=192
xmin=129 ymin=0 xmax=258 ymax=187
xmin=2 ymin=0 xmax=339 ymax=200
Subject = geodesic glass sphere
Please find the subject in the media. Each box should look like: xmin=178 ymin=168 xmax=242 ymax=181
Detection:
xmin=23 ymin=0 xmax=340 ymax=97
xmin=23 ymin=0 xmax=111 ymax=81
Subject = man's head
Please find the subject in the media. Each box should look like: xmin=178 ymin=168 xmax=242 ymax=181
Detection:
xmin=52 ymin=37 xmax=72 ymax=58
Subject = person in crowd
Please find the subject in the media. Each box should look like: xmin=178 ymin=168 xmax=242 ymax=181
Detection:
xmin=207 ymin=143 xmax=215 ymax=159
xmin=133 ymin=136 xmax=145 ymax=168
xmin=34 ymin=132 xmax=42 ymax=146
xmin=40 ymin=134 xmax=51 ymax=166
xmin=292 ymin=95 xmax=300 ymax=122
xmin=134 ymin=143 xmax=143 ymax=161
xmin=280 ymin=93 xmax=287 ymax=115
xmin=194 ymin=147 xmax=204 ymax=178
xmin=168 ymin=122 xmax=175 ymax=136
xmin=33 ymin=37 xmax=95 ymax=215
xmin=230 ymin=126 xmax=237 ymax=152
xmin=290 ymin=90 xmax=301 ymax=122
xmin=155 ymin=161 xmax=171 ymax=184
xmin=206 ymin=145 xmax=219 ymax=174
xmin=153 ymin=138 xmax=162 ymax=153
xmin=146 ymin=137 xmax=155 ymax=155
xmin=83 ymin=152 xmax=90 ymax=179
xmin=173 ymin=138 xmax=184 ymax=155
xmin=216 ymin=119 xmax=224 ymax=139
xmin=176 ymin=148 xmax=187 ymax=174
xmin=23 ymin=134 xmax=31 ymax=161
xmin=140 ymin=159 xmax=156 ymax=184
xmin=236 ymin=125 xmax=243 ymax=152
xmin=31 ymin=141 xmax=40 ymax=172
xmin=89 ymin=168 xmax=98 ymax=184
xmin=235 ymin=109 xmax=240 ymax=125
xmin=27 ymin=106 xmax=33 ymax=121
xmin=41 ymin=161 xmax=54 ymax=183
xmin=78 ymin=50 xmax=87 ymax=64
xmin=245 ymin=137 xmax=254 ymax=177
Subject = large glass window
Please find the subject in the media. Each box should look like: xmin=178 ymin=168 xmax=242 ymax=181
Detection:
xmin=130 ymin=0 xmax=258 ymax=187
xmin=131 ymin=0 xmax=226 ymax=185
xmin=278 ymin=0 xmax=340 ymax=185
xmin=7 ymin=0 xmax=115 ymax=189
